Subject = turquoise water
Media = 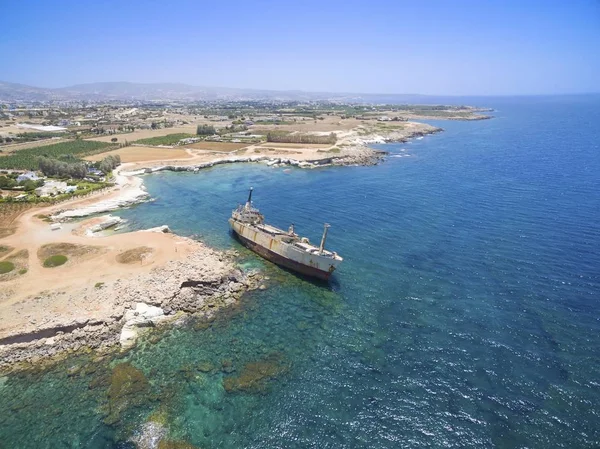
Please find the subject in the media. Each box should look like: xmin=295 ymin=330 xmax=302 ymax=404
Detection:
xmin=1 ymin=98 xmax=599 ymax=448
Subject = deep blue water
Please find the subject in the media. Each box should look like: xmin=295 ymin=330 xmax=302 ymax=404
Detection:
xmin=1 ymin=98 xmax=599 ymax=448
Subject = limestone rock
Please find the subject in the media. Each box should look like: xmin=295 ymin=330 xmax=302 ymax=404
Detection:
xmin=120 ymin=303 xmax=167 ymax=348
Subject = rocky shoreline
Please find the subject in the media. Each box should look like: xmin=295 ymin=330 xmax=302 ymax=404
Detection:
xmin=0 ymin=239 xmax=261 ymax=373
xmin=122 ymin=126 xmax=442 ymax=176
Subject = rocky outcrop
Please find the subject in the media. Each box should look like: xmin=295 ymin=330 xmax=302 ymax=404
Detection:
xmin=119 ymin=303 xmax=169 ymax=348
xmin=0 ymin=242 xmax=261 ymax=372
xmin=87 ymin=215 xmax=126 ymax=235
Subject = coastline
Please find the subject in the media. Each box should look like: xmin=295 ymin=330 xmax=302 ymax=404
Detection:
xmin=0 ymin=121 xmax=441 ymax=372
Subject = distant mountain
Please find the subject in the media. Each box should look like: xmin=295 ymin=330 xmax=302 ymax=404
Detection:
xmin=0 ymin=81 xmax=442 ymax=104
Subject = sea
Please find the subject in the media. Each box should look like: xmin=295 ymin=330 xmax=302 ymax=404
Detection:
xmin=1 ymin=96 xmax=599 ymax=448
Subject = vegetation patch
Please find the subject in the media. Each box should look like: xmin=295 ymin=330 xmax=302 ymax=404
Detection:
xmin=266 ymin=132 xmax=336 ymax=145
xmin=43 ymin=254 xmax=68 ymax=267
xmin=133 ymin=133 xmax=195 ymax=146
xmin=37 ymin=242 xmax=104 ymax=263
xmin=116 ymin=246 xmax=153 ymax=264
xmin=0 ymin=261 xmax=15 ymax=274
xmin=0 ymin=245 xmax=13 ymax=258
xmin=35 ymin=214 xmax=53 ymax=223
xmin=0 ymin=140 xmax=112 ymax=170
xmin=0 ymin=249 xmax=28 ymax=281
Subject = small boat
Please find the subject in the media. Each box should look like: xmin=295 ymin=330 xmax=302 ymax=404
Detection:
xmin=229 ymin=188 xmax=343 ymax=280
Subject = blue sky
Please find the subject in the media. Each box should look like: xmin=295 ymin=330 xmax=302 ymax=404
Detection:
xmin=1 ymin=0 xmax=599 ymax=95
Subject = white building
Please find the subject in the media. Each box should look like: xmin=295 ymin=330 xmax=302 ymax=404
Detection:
xmin=16 ymin=172 xmax=39 ymax=182
xmin=34 ymin=181 xmax=76 ymax=197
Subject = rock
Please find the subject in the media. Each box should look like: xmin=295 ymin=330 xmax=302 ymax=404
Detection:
xmin=222 ymin=352 xmax=288 ymax=394
xmin=104 ymin=362 xmax=151 ymax=425
xmin=221 ymin=359 xmax=235 ymax=374
xmin=141 ymin=225 xmax=170 ymax=233
xmin=66 ymin=365 xmax=81 ymax=377
xmin=120 ymin=303 xmax=167 ymax=348
xmin=87 ymin=215 xmax=125 ymax=234
xmin=197 ymin=361 xmax=214 ymax=373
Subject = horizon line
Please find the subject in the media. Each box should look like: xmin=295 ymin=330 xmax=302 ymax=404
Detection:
xmin=2 ymin=79 xmax=599 ymax=99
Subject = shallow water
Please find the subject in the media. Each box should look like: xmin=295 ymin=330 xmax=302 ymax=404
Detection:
xmin=1 ymin=97 xmax=599 ymax=448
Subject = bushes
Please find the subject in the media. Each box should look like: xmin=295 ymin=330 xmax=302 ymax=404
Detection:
xmin=266 ymin=132 xmax=337 ymax=145
xmin=134 ymin=133 xmax=195 ymax=146
xmin=0 ymin=261 xmax=15 ymax=274
xmin=43 ymin=255 xmax=68 ymax=267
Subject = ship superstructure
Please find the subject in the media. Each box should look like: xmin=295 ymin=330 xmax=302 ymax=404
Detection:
xmin=229 ymin=188 xmax=343 ymax=280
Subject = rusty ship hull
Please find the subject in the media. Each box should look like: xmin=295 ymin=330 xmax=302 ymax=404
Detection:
xmin=229 ymin=219 xmax=342 ymax=280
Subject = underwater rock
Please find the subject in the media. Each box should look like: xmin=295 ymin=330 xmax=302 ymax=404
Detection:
xmin=66 ymin=364 xmax=81 ymax=377
xmin=220 ymin=359 xmax=235 ymax=374
xmin=222 ymin=352 xmax=288 ymax=394
xmin=104 ymin=362 xmax=151 ymax=425
xmin=197 ymin=361 xmax=214 ymax=373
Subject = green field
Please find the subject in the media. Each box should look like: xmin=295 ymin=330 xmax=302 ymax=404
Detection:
xmin=133 ymin=133 xmax=195 ymax=146
xmin=0 ymin=140 xmax=112 ymax=170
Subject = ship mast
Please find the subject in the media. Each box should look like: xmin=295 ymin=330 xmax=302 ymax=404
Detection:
xmin=245 ymin=187 xmax=253 ymax=209
xmin=319 ymin=223 xmax=330 ymax=254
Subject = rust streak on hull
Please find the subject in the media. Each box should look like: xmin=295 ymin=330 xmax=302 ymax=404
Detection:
xmin=233 ymin=230 xmax=332 ymax=280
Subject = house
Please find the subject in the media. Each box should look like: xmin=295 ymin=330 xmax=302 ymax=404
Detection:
xmin=16 ymin=172 xmax=39 ymax=183
xmin=35 ymin=181 xmax=69 ymax=197
xmin=87 ymin=168 xmax=104 ymax=176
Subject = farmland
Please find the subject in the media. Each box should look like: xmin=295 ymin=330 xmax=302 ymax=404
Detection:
xmin=182 ymin=142 xmax=249 ymax=152
xmin=133 ymin=133 xmax=196 ymax=146
xmin=0 ymin=140 xmax=112 ymax=170
xmin=85 ymin=146 xmax=192 ymax=163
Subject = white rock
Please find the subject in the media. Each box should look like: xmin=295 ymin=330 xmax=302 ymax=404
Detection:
xmin=119 ymin=302 xmax=166 ymax=348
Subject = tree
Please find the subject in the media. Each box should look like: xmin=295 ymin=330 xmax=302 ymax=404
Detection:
xmin=23 ymin=180 xmax=36 ymax=192
xmin=196 ymin=124 xmax=216 ymax=136
xmin=0 ymin=176 xmax=16 ymax=189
